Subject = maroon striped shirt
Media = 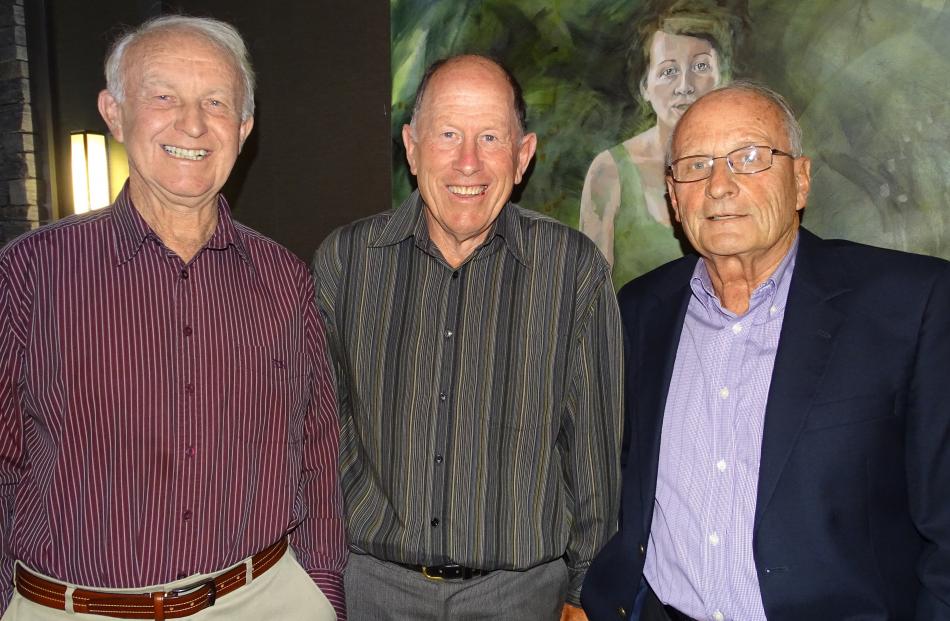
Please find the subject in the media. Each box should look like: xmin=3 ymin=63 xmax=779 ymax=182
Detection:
xmin=0 ymin=187 xmax=346 ymax=618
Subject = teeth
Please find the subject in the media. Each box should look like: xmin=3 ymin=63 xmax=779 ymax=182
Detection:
xmin=448 ymin=185 xmax=487 ymax=196
xmin=163 ymin=145 xmax=208 ymax=160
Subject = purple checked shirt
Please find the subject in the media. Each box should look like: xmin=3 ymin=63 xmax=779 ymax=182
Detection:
xmin=643 ymin=238 xmax=799 ymax=621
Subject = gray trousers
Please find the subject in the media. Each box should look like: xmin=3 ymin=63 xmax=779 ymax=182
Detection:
xmin=345 ymin=553 xmax=569 ymax=620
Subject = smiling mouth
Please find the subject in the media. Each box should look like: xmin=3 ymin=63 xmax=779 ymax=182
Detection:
xmin=163 ymin=145 xmax=209 ymax=161
xmin=447 ymin=185 xmax=488 ymax=197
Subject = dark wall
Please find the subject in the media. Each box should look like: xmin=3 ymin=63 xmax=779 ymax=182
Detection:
xmin=42 ymin=0 xmax=391 ymax=260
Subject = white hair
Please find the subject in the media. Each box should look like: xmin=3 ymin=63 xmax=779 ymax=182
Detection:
xmin=104 ymin=15 xmax=255 ymax=121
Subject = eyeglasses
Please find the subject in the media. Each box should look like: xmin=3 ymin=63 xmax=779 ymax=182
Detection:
xmin=668 ymin=145 xmax=795 ymax=183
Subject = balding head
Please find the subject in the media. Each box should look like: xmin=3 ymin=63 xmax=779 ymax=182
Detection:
xmin=409 ymin=55 xmax=527 ymax=139
xmin=668 ymin=81 xmax=803 ymax=166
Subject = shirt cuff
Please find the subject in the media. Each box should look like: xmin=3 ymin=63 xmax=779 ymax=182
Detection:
xmin=566 ymin=565 xmax=586 ymax=606
xmin=309 ymin=568 xmax=346 ymax=620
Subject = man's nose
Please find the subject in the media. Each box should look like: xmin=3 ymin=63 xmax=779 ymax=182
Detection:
xmin=705 ymin=157 xmax=738 ymax=199
xmin=175 ymin=102 xmax=208 ymax=137
xmin=453 ymin=137 xmax=482 ymax=175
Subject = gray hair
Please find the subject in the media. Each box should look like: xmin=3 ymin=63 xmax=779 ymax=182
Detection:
xmin=105 ymin=15 xmax=256 ymax=121
xmin=666 ymin=80 xmax=804 ymax=165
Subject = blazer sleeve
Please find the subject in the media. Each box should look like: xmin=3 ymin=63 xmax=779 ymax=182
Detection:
xmin=908 ymin=261 xmax=950 ymax=618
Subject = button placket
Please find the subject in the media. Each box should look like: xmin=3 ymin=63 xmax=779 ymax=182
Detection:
xmin=175 ymin=259 xmax=198 ymax=567
xmin=428 ymin=265 xmax=463 ymax=557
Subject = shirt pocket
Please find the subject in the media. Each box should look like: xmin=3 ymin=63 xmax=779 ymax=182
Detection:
xmin=226 ymin=345 xmax=309 ymax=442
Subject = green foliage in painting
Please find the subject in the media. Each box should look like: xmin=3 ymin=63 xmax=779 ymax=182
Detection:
xmin=391 ymin=0 xmax=950 ymax=259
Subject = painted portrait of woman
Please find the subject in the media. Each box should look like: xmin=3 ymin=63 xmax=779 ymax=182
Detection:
xmin=579 ymin=0 xmax=746 ymax=289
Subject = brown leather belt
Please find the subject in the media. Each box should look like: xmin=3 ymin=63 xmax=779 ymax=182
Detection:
xmin=14 ymin=537 xmax=288 ymax=619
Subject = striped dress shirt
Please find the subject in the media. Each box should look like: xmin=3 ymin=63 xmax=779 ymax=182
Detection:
xmin=645 ymin=240 xmax=798 ymax=621
xmin=312 ymin=191 xmax=623 ymax=604
xmin=0 ymin=187 xmax=346 ymax=618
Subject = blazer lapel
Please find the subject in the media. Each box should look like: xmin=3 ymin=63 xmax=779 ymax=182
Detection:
xmin=754 ymin=229 xmax=850 ymax=530
xmin=635 ymin=263 xmax=694 ymax=526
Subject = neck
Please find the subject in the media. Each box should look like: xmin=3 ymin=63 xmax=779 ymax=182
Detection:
xmin=429 ymin=229 xmax=490 ymax=269
xmin=702 ymin=230 xmax=798 ymax=315
xmin=425 ymin=216 xmax=495 ymax=270
xmin=656 ymin=122 xmax=673 ymax=157
xmin=129 ymin=183 xmax=219 ymax=263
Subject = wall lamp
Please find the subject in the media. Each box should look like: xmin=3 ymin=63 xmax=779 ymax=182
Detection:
xmin=70 ymin=131 xmax=110 ymax=214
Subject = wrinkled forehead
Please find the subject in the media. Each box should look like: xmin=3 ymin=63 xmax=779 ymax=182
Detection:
xmin=672 ymin=91 xmax=787 ymax=154
xmin=125 ymin=29 xmax=239 ymax=81
xmin=419 ymin=59 xmax=518 ymax=121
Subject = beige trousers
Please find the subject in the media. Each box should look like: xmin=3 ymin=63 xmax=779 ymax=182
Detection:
xmin=2 ymin=549 xmax=335 ymax=621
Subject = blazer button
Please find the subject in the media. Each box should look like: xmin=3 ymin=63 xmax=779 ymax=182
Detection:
xmin=638 ymin=544 xmax=646 ymax=555
xmin=617 ymin=606 xmax=627 ymax=618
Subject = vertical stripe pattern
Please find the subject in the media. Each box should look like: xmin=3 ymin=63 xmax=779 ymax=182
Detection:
xmin=0 ymin=187 xmax=346 ymax=618
xmin=312 ymin=191 xmax=622 ymax=603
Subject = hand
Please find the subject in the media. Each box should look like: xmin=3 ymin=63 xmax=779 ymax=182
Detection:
xmin=561 ymin=603 xmax=590 ymax=621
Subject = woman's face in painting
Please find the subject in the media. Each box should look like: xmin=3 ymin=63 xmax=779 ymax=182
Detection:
xmin=641 ymin=30 xmax=721 ymax=130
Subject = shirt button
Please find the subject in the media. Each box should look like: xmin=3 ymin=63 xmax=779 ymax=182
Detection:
xmin=444 ymin=330 xmax=453 ymax=338
xmin=186 ymin=445 xmax=196 ymax=458
xmin=731 ymin=323 xmax=742 ymax=335
xmin=183 ymin=510 xmax=192 ymax=521
xmin=439 ymin=392 xmax=447 ymax=402
xmin=770 ymin=305 xmax=778 ymax=315
xmin=431 ymin=518 xmax=440 ymax=527
xmin=718 ymin=387 xmax=729 ymax=399
xmin=708 ymin=532 xmax=720 ymax=546
xmin=452 ymin=271 xmax=459 ymax=279
xmin=716 ymin=459 xmax=727 ymax=472
xmin=185 ymin=383 xmax=195 ymax=395
xmin=177 ymin=572 xmax=188 ymax=580
xmin=180 ymin=269 xmax=189 ymax=280
xmin=713 ymin=611 xmax=725 ymax=621
xmin=435 ymin=454 xmax=444 ymax=464
xmin=183 ymin=326 xmax=192 ymax=336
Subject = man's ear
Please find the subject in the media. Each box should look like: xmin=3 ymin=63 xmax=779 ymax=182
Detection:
xmin=98 ymin=90 xmax=125 ymax=142
xmin=402 ymin=124 xmax=418 ymax=175
xmin=238 ymin=116 xmax=254 ymax=152
xmin=513 ymin=132 xmax=537 ymax=185
xmin=794 ymin=155 xmax=811 ymax=213
xmin=666 ymin=176 xmax=682 ymax=222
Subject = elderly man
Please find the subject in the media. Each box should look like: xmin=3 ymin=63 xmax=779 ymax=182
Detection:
xmin=581 ymin=82 xmax=950 ymax=620
xmin=0 ymin=16 xmax=345 ymax=621
xmin=313 ymin=55 xmax=622 ymax=620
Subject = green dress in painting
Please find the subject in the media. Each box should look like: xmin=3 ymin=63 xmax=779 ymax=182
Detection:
xmin=608 ymin=144 xmax=686 ymax=290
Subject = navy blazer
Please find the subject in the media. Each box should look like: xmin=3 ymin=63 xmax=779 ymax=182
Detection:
xmin=582 ymin=229 xmax=950 ymax=620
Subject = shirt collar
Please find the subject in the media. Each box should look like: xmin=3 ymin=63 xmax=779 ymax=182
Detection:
xmin=369 ymin=190 xmax=528 ymax=267
xmin=111 ymin=182 xmax=251 ymax=266
xmin=690 ymin=234 xmax=800 ymax=321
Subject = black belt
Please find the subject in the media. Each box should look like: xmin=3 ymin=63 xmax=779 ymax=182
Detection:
xmin=395 ymin=562 xmax=490 ymax=581
xmin=643 ymin=583 xmax=700 ymax=621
